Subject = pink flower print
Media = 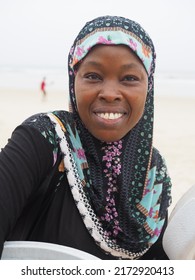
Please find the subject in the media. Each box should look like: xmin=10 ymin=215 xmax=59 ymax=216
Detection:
xmin=105 ymin=213 xmax=111 ymax=222
xmin=118 ymin=143 xmax=122 ymax=149
xmin=113 ymin=225 xmax=122 ymax=236
xmin=153 ymin=227 xmax=161 ymax=237
xmin=107 ymin=188 xmax=112 ymax=194
xmin=113 ymin=163 xmax=121 ymax=175
xmin=74 ymin=148 xmax=86 ymax=160
xmin=103 ymin=154 xmax=112 ymax=162
xmin=76 ymin=46 xmax=85 ymax=57
xmin=111 ymin=151 xmax=115 ymax=157
xmin=153 ymin=189 xmax=157 ymax=194
xmin=105 ymin=206 xmax=111 ymax=213
xmin=148 ymin=207 xmax=154 ymax=218
xmin=113 ymin=229 xmax=119 ymax=236
xmin=105 ymin=230 xmax=112 ymax=237
xmin=143 ymin=187 xmax=150 ymax=196
xmin=128 ymin=38 xmax=137 ymax=51
xmin=113 ymin=212 xmax=118 ymax=218
xmin=78 ymin=148 xmax=86 ymax=159
xmin=146 ymin=178 xmax=150 ymax=186
xmin=97 ymin=35 xmax=113 ymax=44
xmin=110 ymin=198 xmax=115 ymax=205
xmin=100 ymin=141 xmax=123 ymax=239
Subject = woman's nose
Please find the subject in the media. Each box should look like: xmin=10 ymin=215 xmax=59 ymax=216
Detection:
xmin=98 ymin=81 xmax=122 ymax=102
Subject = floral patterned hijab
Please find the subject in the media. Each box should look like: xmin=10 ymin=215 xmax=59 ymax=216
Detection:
xmin=49 ymin=15 xmax=171 ymax=259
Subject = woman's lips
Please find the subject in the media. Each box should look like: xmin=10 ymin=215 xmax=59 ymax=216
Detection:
xmin=95 ymin=112 xmax=124 ymax=120
xmin=92 ymin=111 xmax=127 ymax=127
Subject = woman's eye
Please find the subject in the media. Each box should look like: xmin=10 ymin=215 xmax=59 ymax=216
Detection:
xmin=123 ymin=75 xmax=138 ymax=82
xmin=85 ymin=73 xmax=101 ymax=80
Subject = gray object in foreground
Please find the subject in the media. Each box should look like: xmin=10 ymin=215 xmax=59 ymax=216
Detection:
xmin=1 ymin=241 xmax=100 ymax=260
xmin=163 ymin=185 xmax=195 ymax=259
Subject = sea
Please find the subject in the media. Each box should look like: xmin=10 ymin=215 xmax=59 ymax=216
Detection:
xmin=0 ymin=65 xmax=69 ymax=92
xmin=0 ymin=65 xmax=195 ymax=97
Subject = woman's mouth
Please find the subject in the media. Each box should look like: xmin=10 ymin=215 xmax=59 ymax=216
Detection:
xmin=95 ymin=112 xmax=124 ymax=120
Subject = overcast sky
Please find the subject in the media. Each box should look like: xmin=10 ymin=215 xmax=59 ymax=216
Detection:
xmin=0 ymin=0 xmax=195 ymax=74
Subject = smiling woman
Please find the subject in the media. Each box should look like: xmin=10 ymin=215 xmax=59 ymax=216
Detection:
xmin=0 ymin=15 xmax=172 ymax=260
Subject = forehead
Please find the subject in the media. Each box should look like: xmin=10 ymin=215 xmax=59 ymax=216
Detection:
xmin=71 ymin=28 xmax=153 ymax=75
xmin=79 ymin=45 xmax=146 ymax=71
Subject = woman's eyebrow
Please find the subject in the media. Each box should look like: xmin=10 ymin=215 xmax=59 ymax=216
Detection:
xmin=81 ymin=60 xmax=102 ymax=68
xmin=120 ymin=63 xmax=143 ymax=70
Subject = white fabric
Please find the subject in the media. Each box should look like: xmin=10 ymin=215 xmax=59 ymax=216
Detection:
xmin=1 ymin=241 xmax=99 ymax=260
xmin=163 ymin=185 xmax=195 ymax=259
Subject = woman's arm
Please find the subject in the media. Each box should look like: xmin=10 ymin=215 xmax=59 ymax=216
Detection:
xmin=0 ymin=124 xmax=54 ymax=254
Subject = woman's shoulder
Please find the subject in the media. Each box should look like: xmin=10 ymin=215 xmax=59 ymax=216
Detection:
xmin=152 ymin=146 xmax=171 ymax=185
xmin=152 ymin=146 xmax=165 ymax=164
xmin=22 ymin=110 xmax=73 ymax=134
xmin=22 ymin=110 xmax=73 ymax=148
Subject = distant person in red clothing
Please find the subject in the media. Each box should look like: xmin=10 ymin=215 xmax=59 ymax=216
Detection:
xmin=40 ymin=77 xmax=47 ymax=99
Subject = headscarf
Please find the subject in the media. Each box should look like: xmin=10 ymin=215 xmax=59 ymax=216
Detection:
xmin=48 ymin=15 xmax=171 ymax=259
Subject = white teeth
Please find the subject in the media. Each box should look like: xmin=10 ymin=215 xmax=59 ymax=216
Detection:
xmin=97 ymin=112 xmax=123 ymax=120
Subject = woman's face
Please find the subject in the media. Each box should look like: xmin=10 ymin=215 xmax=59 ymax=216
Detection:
xmin=74 ymin=45 xmax=148 ymax=142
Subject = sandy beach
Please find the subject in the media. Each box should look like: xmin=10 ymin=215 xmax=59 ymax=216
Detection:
xmin=0 ymin=85 xmax=195 ymax=213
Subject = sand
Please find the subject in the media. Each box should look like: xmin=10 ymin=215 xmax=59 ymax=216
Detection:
xmin=154 ymin=95 xmax=195 ymax=211
xmin=0 ymin=86 xmax=195 ymax=212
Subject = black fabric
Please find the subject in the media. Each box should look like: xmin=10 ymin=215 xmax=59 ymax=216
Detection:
xmin=0 ymin=126 xmax=53 ymax=241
